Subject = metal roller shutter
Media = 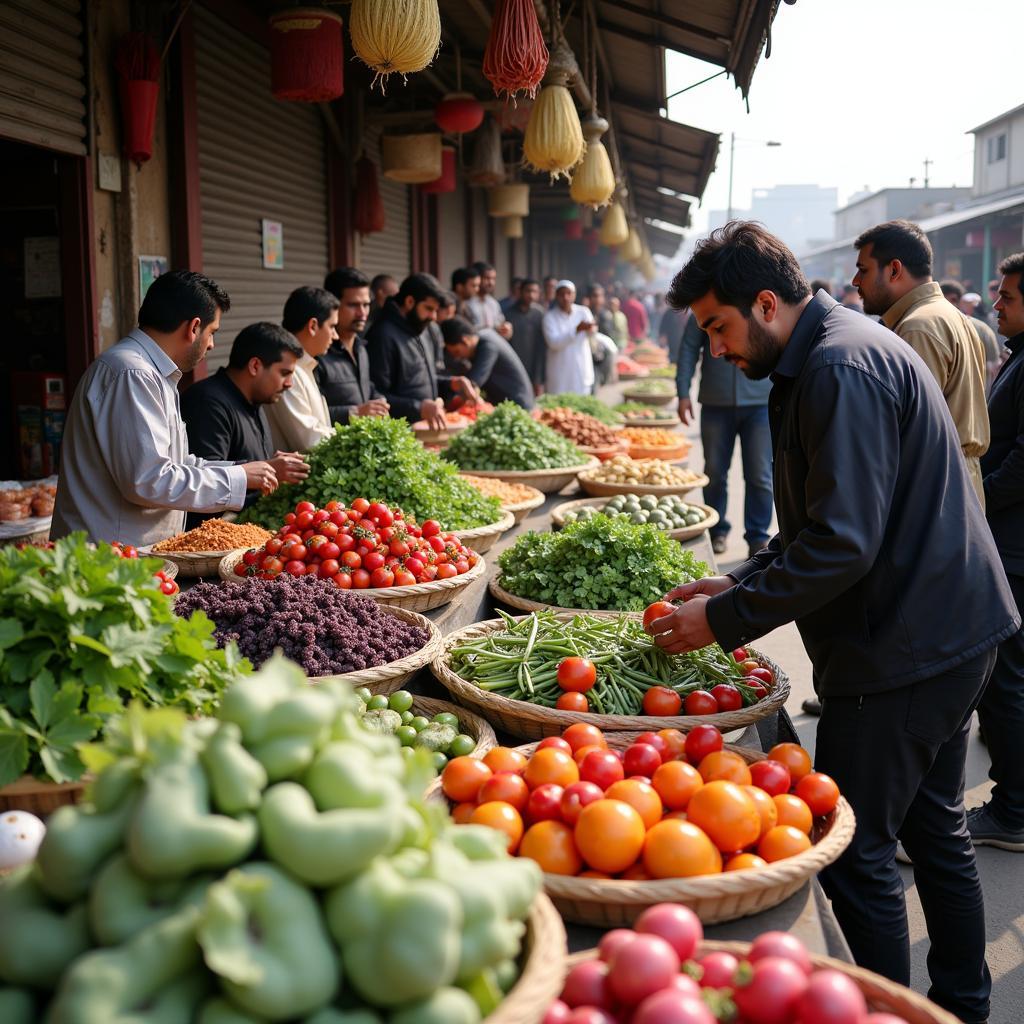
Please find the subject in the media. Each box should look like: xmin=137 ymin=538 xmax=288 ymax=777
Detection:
xmin=0 ymin=0 xmax=86 ymax=154
xmin=194 ymin=3 xmax=329 ymax=372
xmin=358 ymin=127 xmax=410 ymax=282
xmin=438 ymin=176 xmax=467 ymax=288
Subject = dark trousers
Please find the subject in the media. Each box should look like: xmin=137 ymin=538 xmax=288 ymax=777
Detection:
xmin=815 ymin=649 xmax=996 ymax=1024
xmin=977 ymin=571 xmax=1024 ymax=829
xmin=700 ymin=404 xmax=773 ymax=547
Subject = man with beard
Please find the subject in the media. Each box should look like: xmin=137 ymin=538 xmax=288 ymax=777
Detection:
xmin=853 ymin=220 xmax=989 ymax=504
xmin=52 ymin=270 xmax=278 ymax=545
xmin=318 ymin=267 xmax=390 ymax=424
xmin=367 ymin=272 xmax=478 ymax=430
xmin=646 ymin=222 xmax=1017 ymax=1024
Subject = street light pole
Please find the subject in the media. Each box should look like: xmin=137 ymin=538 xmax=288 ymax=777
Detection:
xmin=725 ymin=134 xmax=781 ymax=224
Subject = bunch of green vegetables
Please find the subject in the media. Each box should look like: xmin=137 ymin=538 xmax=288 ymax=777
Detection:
xmin=442 ymin=402 xmax=588 ymax=472
xmin=536 ymin=393 xmax=623 ymax=425
xmin=0 ymin=656 xmax=540 ymax=1024
xmin=239 ymin=416 xmax=502 ymax=530
xmin=450 ymin=611 xmax=753 ymax=714
xmin=496 ymin=515 xmax=708 ymax=612
xmin=0 ymin=535 xmax=247 ymax=787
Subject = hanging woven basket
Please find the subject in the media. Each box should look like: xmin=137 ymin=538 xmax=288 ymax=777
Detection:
xmin=488 ymin=184 xmax=530 ymax=218
xmin=349 ymin=0 xmax=441 ymax=89
xmin=570 ymin=115 xmax=615 ymax=209
xmin=468 ymin=116 xmax=506 ymax=187
xmin=522 ymin=72 xmax=584 ymax=180
xmin=599 ymin=202 xmax=629 ymax=247
xmin=435 ymin=92 xmax=485 ymax=134
xmin=353 ymin=155 xmax=386 ymax=234
xmin=268 ymin=8 xmax=344 ymax=102
xmin=381 ymin=132 xmax=443 ymax=184
xmin=620 ymin=226 xmax=643 ymax=262
xmin=420 ymin=145 xmax=456 ymax=194
xmin=501 ymin=215 xmax=524 ymax=239
xmin=483 ymin=0 xmax=549 ymax=99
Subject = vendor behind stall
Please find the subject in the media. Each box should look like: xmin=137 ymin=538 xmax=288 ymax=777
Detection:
xmin=440 ymin=317 xmax=534 ymax=409
xmin=51 ymin=270 xmax=278 ymax=546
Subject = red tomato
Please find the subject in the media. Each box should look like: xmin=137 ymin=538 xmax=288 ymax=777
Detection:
xmin=428 ymin=535 xmax=446 ymax=552
xmin=264 ymin=538 xmax=283 ymax=556
xmin=622 ymin=743 xmax=663 ymax=780
xmin=731 ymin=647 xmax=749 ymax=662
xmin=634 ymin=732 xmax=670 ymax=760
xmin=526 ymin=783 xmax=564 ymax=823
xmin=341 ymin=551 xmax=362 ymax=570
xmin=538 ymin=737 xmax=573 ymax=755
xmin=334 ymin=572 xmax=352 ymax=589
xmin=454 ymin=558 xmax=470 ymax=574
xmin=389 ymin=538 xmax=410 ymax=557
xmin=329 ymin=509 xmax=348 ymax=526
xmin=749 ymin=759 xmax=792 ymax=797
xmin=394 ymin=568 xmax=416 ymax=586
xmin=361 ymin=551 xmax=384 ymax=572
xmin=351 ymin=568 xmax=371 ymax=588
xmin=233 ymin=563 xmax=248 ymax=578
xmin=643 ymin=687 xmax=682 ymax=717
xmin=747 ymin=667 xmax=774 ymax=686
xmin=420 ymin=565 xmax=438 ymax=582
xmin=436 ymin=563 xmax=458 ymax=579
xmin=560 ymin=780 xmax=604 ymax=825
xmin=337 ymin=533 xmax=355 ymax=553
xmin=556 ymin=692 xmax=589 ymax=712
xmin=318 ymin=559 xmax=340 ymax=578
xmin=369 ymin=567 xmax=395 ymax=588
xmin=684 ymin=690 xmax=719 ymax=716
xmin=404 ymin=557 xmax=425 ymax=577
xmin=642 ymin=600 xmax=677 ymax=632
xmin=351 ymin=498 xmax=370 ymax=513
xmin=478 ymin=771 xmax=530 ymax=813
xmin=295 ymin=501 xmax=316 ymax=514
xmin=710 ymin=683 xmax=743 ymax=712
xmin=366 ymin=502 xmax=390 ymax=523
xmin=421 ymin=519 xmax=441 ymax=537
xmin=284 ymin=560 xmax=306 ymax=576
xmin=684 ymin=724 xmax=723 ymax=765
xmin=294 ymin=512 xmax=314 ymax=530
xmin=312 ymin=510 xmax=330 ymax=524
xmin=261 ymin=555 xmax=283 ymax=574
xmin=557 ymin=657 xmax=597 ymax=693
xmin=283 ymin=513 xmax=296 ymax=524
xmin=795 ymin=772 xmax=841 ymax=816
xmin=242 ymin=549 xmax=260 ymax=566
xmin=579 ymin=750 xmax=625 ymax=790
xmin=160 ymin=580 xmax=179 ymax=595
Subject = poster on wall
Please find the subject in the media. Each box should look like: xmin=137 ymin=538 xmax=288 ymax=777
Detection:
xmin=24 ymin=237 xmax=62 ymax=298
xmin=262 ymin=219 xmax=284 ymax=269
xmin=139 ymin=255 xmax=168 ymax=299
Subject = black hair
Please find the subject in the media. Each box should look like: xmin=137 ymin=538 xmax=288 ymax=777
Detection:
xmin=370 ymin=273 xmax=396 ymax=292
xmin=809 ymin=279 xmax=833 ymax=296
xmin=138 ymin=269 xmax=230 ymax=332
xmin=667 ymin=221 xmax=811 ymax=313
xmin=510 ymin=276 xmax=524 ymax=288
xmin=998 ymin=253 xmax=1024 ymax=299
xmin=939 ymin=279 xmax=964 ymax=300
xmin=543 ymin=275 xmax=558 ymax=285
xmin=324 ymin=266 xmax=370 ymax=298
xmin=586 ymin=282 xmax=605 ymax=298
xmin=440 ymin=290 xmax=458 ymax=310
xmin=451 ymin=266 xmax=481 ymax=289
xmin=472 ymin=260 xmax=495 ymax=275
xmin=853 ymin=220 xmax=933 ymax=279
xmin=397 ymin=272 xmax=446 ymax=306
xmin=520 ymin=277 xmax=540 ymax=290
xmin=228 ymin=322 xmax=302 ymax=369
xmin=440 ymin=316 xmax=476 ymax=347
xmin=282 ymin=286 xmax=340 ymax=333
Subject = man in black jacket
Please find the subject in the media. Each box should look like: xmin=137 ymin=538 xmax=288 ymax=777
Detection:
xmin=646 ymin=223 xmax=1018 ymax=1024
xmin=318 ymin=267 xmax=389 ymax=425
xmin=366 ymin=273 xmax=477 ymax=429
xmin=440 ymin=317 xmax=534 ymax=409
xmin=970 ymin=253 xmax=1024 ymax=853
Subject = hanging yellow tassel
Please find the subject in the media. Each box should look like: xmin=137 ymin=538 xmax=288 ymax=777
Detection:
xmin=522 ymin=52 xmax=584 ymax=181
xmin=349 ymin=0 xmax=441 ymax=89
xmin=620 ymin=226 xmax=643 ymax=263
xmin=599 ymin=202 xmax=629 ymax=247
xmin=570 ymin=115 xmax=615 ymax=208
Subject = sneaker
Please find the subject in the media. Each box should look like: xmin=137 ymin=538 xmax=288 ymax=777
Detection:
xmin=967 ymin=803 xmax=1024 ymax=851
xmin=711 ymin=536 xmax=727 ymax=555
xmin=895 ymin=842 xmax=913 ymax=865
xmin=801 ymin=696 xmax=822 ymax=716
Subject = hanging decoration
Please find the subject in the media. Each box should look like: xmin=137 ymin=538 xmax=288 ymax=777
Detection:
xmin=487 ymin=184 xmax=530 ymax=218
xmin=381 ymin=132 xmax=442 ymax=183
xmin=114 ymin=33 xmax=160 ymax=164
xmin=353 ymin=156 xmax=385 ymax=235
xmin=468 ymin=117 xmax=506 ymax=187
xmin=570 ymin=115 xmax=615 ymax=208
xmin=483 ymin=0 xmax=548 ymax=99
xmin=435 ymin=93 xmax=484 ymax=134
xmin=349 ymin=0 xmax=441 ymax=90
xmin=522 ymin=41 xmax=585 ymax=181
xmin=419 ymin=145 xmax=456 ymax=194
xmin=564 ymin=220 xmax=584 ymax=241
xmin=501 ymin=216 xmax=524 ymax=239
xmin=561 ymin=205 xmax=580 ymax=222
xmin=497 ymin=97 xmax=533 ymax=134
xmin=584 ymin=227 xmax=601 ymax=256
xmin=620 ymin=226 xmax=643 ymax=263
xmin=268 ymin=8 xmax=344 ymax=101
xmin=599 ymin=201 xmax=629 ymax=247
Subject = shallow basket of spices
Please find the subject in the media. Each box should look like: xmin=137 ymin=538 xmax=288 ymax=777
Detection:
xmin=459 ymin=474 xmax=547 ymax=525
xmin=451 ymin=509 xmax=517 ymax=554
xmin=457 ymin=456 xmax=601 ymax=495
xmin=142 ymin=519 xmax=273 ymax=578
xmin=431 ymin=612 xmax=791 ymax=741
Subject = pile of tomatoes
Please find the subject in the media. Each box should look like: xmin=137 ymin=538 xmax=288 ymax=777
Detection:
xmin=547 ymin=905 xmax=904 ymax=1024
xmin=440 ymin=723 xmax=840 ymax=881
xmin=233 ymin=499 xmax=480 ymax=589
xmin=110 ymin=541 xmax=179 ymax=596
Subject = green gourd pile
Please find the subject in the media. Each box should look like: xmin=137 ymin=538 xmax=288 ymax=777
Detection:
xmin=0 ymin=656 xmax=540 ymax=1024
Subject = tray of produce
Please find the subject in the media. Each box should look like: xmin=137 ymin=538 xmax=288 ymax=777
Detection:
xmin=451 ymin=508 xmax=516 ymax=554
xmin=631 ymin=340 xmax=671 ymax=366
xmin=432 ymin=608 xmax=789 ymax=740
xmin=410 ymin=410 xmax=473 ymax=445
xmin=551 ymin=495 xmax=719 ymax=542
xmin=223 ymin=498 xmax=485 ymax=612
xmin=0 ymin=655 xmax=568 ymax=1023
xmin=536 ymin=392 xmax=624 ymax=425
xmin=535 ymin=407 xmax=627 ymax=450
xmin=616 ymin=355 xmax=650 ymax=379
xmin=580 ymin=455 xmax=708 ymax=496
xmin=622 ymin=380 xmax=678 ymax=406
xmin=238 ymin=416 xmax=505 ymax=532
xmin=141 ymin=519 xmax=274 ymax=577
xmin=460 ymin=474 xmax=547 ymax=525
xmin=619 ymin=426 xmax=693 ymax=462
xmin=614 ymin=401 xmax=681 ymax=427
xmin=442 ymin=401 xmax=598 ymax=493
xmin=431 ymin=723 xmax=852 ymax=926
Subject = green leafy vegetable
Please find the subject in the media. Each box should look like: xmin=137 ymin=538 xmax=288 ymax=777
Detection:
xmin=536 ymin=393 xmax=623 ymax=425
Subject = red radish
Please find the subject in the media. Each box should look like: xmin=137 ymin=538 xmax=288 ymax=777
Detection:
xmin=797 ymin=970 xmax=868 ymax=1023
xmin=561 ymin=960 xmax=614 ymax=1010
xmin=632 ymin=989 xmax=717 ymax=1024
xmin=623 ymin=743 xmax=663 ymax=779
xmin=597 ymin=928 xmax=636 ymax=963
xmin=733 ymin=957 xmax=809 ymax=1024
xmin=634 ymin=731 xmax=670 ymax=760
xmin=684 ymin=724 xmax=723 ymax=764
xmin=543 ymin=1001 xmax=571 ymax=1024
xmin=748 ymin=931 xmax=813 ymax=974
xmin=634 ymin=903 xmax=703 ymax=962
xmin=697 ymin=950 xmax=740 ymax=988
xmin=560 ymin=782 xmax=604 ymax=826
xmin=607 ymin=934 xmax=681 ymax=1005
xmin=527 ymin=784 xmax=564 ymax=823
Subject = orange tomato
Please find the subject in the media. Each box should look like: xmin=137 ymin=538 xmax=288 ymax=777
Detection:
xmin=557 ymin=691 xmax=590 ymax=712
xmin=773 ymin=793 xmax=813 ymax=835
xmin=767 ymin=742 xmax=813 ymax=783
xmin=697 ymin=750 xmax=753 ymax=786
xmin=441 ymin=756 xmax=492 ymax=803
xmin=452 ymin=801 xmax=477 ymax=824
xmin=619 ymin=861 xmax=651 ymax=881
xmin=524 ymin=747 xmax=580 ymax=790
xmin=519 ymin=820 xmax=583 ymax=875
xmin=574 ymin=799 xmax=646 ymax=874
xmin=758 ymin=824 xmax=812 ymax=862
xmin=561 ymin=723 xmax=607 ymax=753
xmin=743 ymin=785 xmax=779 ymax=839
xmin=605 ymin=779 xmax=664 ymax=830
xmin=795 ymin=771 xmax=841 ymax=816
xmin=573 ymin=743 xmax=605 ymax=767
xmin=656 ymin=728 xmax=687 ymax=761
xmin=483 ymin=747 xmax=528 ymax=775
xmin=470 ymin=801 xmax=524 ymax=854
xmin=642 ymin=819 xmax=722 ymax=879
xmin=664 ymin=809 xmax=690 ymax=821
xmin=725 ymin=852 xmax=768 ymax=872
xmin=652 ymin=760 xmax=703 ymax=811
xmin=477 ymin=771 xmax=530 ymax=812
xmin=686 ymin=780 xmax=762 ymax=853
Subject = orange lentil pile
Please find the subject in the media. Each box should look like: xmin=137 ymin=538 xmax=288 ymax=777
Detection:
xmin=152 ymin=519 xmax=272 ymax=553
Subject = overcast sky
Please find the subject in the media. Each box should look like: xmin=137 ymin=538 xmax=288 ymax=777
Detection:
xmin=665 ymin=0 xmax=1020 ymax=237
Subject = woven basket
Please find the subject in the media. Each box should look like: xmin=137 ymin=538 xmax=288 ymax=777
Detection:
xmin=0 ymin=776 xmax=86 ymax=816
xmin=627 ymin=440 xmax=692 ymax=462
xmin=411 ymin=696 xmax=497 ymax=759
xmin=219 ymin=551 xmax=487 ymax=613
xmin=312 ymin=607 xmax=443 ymax=696
xmin=580 ymin=439 xmax=631 ymax=462
xmin=621 ymin=387 xmax=677 ymax=407
xmin=381 ymin=132 xmax=442 ymax=184
xmin=549 ymin=497 xmax=719 ymax=542
xmin=454 ymin=457 xmax=600 ymax=495
xmin=485 ymin=894 xmax=567 ymax=1024
xmin=143 ymin=547 xmax=240 ymax=578
xmin=452 ymin=509 xmax=516 ymax=554
xmin=501 ymin=487 xmax=547 ymax=524
xmin=620 ymin=416 xmax=681 ymax=429
xmin=565 ymin=941 xmax=957 ymax=1023
xmin=431 ymin=612 xmax=791 ymax=740
xmin=578 ymin=468 xmax=709 ymax=498
xmin=154 ymin=559 xmax=178 ymax=581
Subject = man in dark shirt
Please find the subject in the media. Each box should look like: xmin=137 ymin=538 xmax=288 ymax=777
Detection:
xmin=971 ymin=252 xmax=1024 ymax=853
xmin=318 ymin=267 xmax=389 ymax=425
xmin=181 ymin=322 xmax=310 ymax=525
xmin=365 ymin=273 xmax=397 ymax=333
xmin=504 ymin=278 xmax=546 ymax=392
xmin=646 ymin=222 xmax=1018 ymax=1024
xmin=440 ymin=317 xmax=533 ymax=409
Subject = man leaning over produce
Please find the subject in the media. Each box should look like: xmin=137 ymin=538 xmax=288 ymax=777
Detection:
xmin=52 ymin=270 xmax=278 ymax=547
xmin=644 ymin=221 xmax=1018 ymax=1024
xmin=440 ymin=316 xmax=534 ymax=409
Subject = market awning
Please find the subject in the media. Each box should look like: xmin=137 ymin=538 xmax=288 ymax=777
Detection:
xmin=634 ymin=191 xmax=693 ymax=231
xmin=643 ymin=222 xmax=686 ymax=258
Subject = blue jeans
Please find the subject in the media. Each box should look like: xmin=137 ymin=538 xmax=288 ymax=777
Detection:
xmin=700 ymin=404 xmax=773 ymax=547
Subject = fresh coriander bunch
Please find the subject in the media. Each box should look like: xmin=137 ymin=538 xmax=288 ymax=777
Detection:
xmin=442 ymin=401 xmax=589 ymax=471
xmin=496 ymin=515 xmax=709 ymax=611
xmin=537 ymin=392 xmax=624 ymax=425
xmin=0 ymin=535 xmax=248 ymax=785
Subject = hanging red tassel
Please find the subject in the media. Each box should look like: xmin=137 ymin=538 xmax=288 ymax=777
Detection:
xmin=353 ymin=156 xmax=385 ymax=234
xmin=483 ymin=0 xmax=549 ymax=99
xmin=114 ymin=33 xmax=160 ymax=164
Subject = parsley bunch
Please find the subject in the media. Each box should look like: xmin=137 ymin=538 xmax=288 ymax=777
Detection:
xmin=0 ymin=535 xmax=248 ymax=785
xmin=497 ymin=516 xmax=709 ymax=611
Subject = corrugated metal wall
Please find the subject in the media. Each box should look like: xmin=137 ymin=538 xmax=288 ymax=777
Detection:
xmin=0 ymin=0 xmax=86 ymax=154
xmin=358 ymin=127 xmax=411 ymax=283
xmin=438 ymin=177 xmax=467 ymax=290
xmin=194 ymin=3 xmax=329 ymax=371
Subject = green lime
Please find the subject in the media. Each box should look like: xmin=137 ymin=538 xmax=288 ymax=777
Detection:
xmin=388 ymin=690 xmax=414 ymax=713
xmin=400 ymin=710 xmax=415 ymax=726
xmin=366 ymin=694 xmax=389 ymax=711
xmin=409 ymin=715 xmax=431 ymax=733
xmin=396 ymin=725 xmax=418 ymax=747
xmin=354 ymin=687 xmax=372 ymax=704
xmin=399 ymin=746 xmax=415 ymax=761
xmin=448 ymin=734 xmax=476 ymax=757
xmin=432 ymin=712 xmax=460 ymax=729
xmin=431 ymin=750 xmax=449 ymax=772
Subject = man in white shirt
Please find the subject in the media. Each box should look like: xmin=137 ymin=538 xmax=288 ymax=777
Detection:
xmin=266 ymin=286 xmax=338 ymax=452
xmin=542 ymin=279 xmax=596 ymax=394
xmin=51 ymin=270 xmax=277 ymax=546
